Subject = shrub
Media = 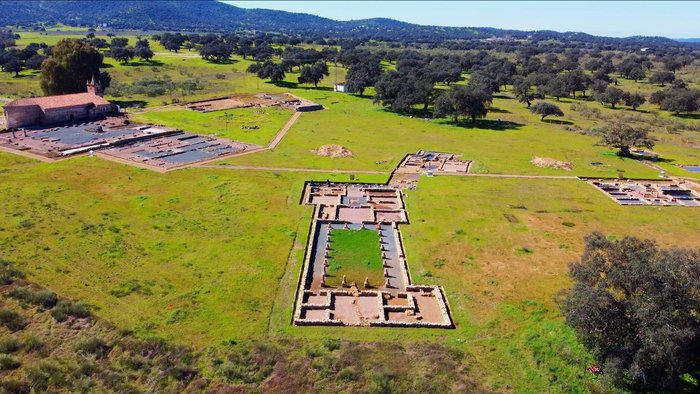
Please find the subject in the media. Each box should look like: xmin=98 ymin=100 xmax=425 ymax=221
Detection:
xmin=51 ymin=300 xmax=90 ymax=322
xmin=23 ymin=336 xmax=45 ymax=353
xmin=121 ymin=354 xmax=147 ymax=371
xmin=0 ymin=380 xmax=30 ymax=394
xmin=9 ymin=287 xmax=58 ymax=308
xmin=220 ymin=342 xmax=278 ymax=384
xmin=569 ymin=102 xmax=602 ymax=119
xmin=323 ymin=338 xmax=340 ymax=352
xmin=25 ymin=360 xmax=67 ymax=392
xmin=0 ymin=354 xmax=21 ymax=370
xmin=74 ymin=336 xmax=111 ymax=358
xmin=337 ymin=366 xmax=359 ymax=382
xmin=0 ymin=337 xmax=21 ymax=353
xmin=0 ymin=259 xmax=25 ymax=285
xmin=169 ymin=364 xmax=198 ymax=382
xmin=515 ymin=246 xmax=534 ymax=254
xmin=0 ymin=309 xmax=27 ymax=332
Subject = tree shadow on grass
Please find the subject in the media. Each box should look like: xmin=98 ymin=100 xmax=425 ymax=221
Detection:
xmin=543 ymin=119 xmax=574 ymax=125
xmin=268 ymin=80 xmax=298 ymax=89
xmin=204 ymin=58 xmax=239 ymax=65
xmin=604 ymin=149 xmax=676 ymax=164
xmin=377 ymin=108 xmax=432 ymax=119
xmin=490 ymin=107 xmax=511 ymax=114
xmin=632 ymin=154 xmax=675 ymax=164
xmin=125 ymin=60 xmax=165 ymax=67
xmin=437 ymin=118 xmax=523 ymax=131
xmin=649 ymin=157 xmax=675 ymax=164
xmin=293 ymin=85 xmax=334 ymax=92
xmin=493 ymin=94 xmax=512 ymax=100
xmin=675 ymin=113 xmax=700 ymax=120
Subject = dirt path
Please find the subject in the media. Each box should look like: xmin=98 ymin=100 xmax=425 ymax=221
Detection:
xmin=0 ymin=145 xmax=57 ymax=163
xmin=195 ymin=164 xmax=582 ymax=180
xmin=197 ymin=164 xmax=388 ymax=174
xmin=185 ymin=111 xmax=302 ymax=170
xmin=442 ymin=173 xmax=578 ymax=180
xmin=269 ymin=111 xmax=301 ymax=149
xmin=97 ymin=109 xmax=306 ymax=173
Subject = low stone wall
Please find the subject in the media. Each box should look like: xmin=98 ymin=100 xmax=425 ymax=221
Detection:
xmin=406 ymin=285 xmax=453 ymax=328
xmin=369 ymin=319 xmax=452 ymax=328
xmin=383 ymin=292 xmax=416 ymax=312
xmin=392 ymin=223 xmax=412 ymax=287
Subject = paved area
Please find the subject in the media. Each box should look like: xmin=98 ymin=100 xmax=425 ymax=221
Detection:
xmin=0 ymin=96 xmax=307 ymax=172
xmin=586 ymin=178 xmax=700 ymax=206
xmin=100 ymin=132 xmax=258 ymax=170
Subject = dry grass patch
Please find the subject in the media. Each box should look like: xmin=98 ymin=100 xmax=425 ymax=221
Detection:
xmin=530 ymin=157 xmax=574 ymax=171
xmin=312 ymin=144 xmax=353 ymax=158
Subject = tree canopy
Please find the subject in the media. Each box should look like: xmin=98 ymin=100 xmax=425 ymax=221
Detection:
xmin=599 ymin=117 xmax=655 ymax=157
xmin=648 ymin=71 xmax=675 ymax=87
xmin=562 ymin=232 xmax=700 ymax=390
xmin=623 ymin=92 xmax=646 ymax=111
xmin=433 ymin=81 xmax=492 ymax=123
xmin=40 ymin=38 xmax=110 ymax=95
xmin=345 ymin=57 xmax=382 ymax=97
xmin=595 ymin=86 xmax=626 ymax=109
xmin=297 ymin=60 xmax=329 ymax=88
xmin=650 ymin=87 xmax=700 ymax=114
xmin=529 ymin=101 xmax=564 ymax=121
xmin=247 ymin=59 xmax=286 ymax=85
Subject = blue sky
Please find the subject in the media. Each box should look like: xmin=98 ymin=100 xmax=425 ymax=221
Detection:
xmin=225 ymin=1 xmax=699 ymax=38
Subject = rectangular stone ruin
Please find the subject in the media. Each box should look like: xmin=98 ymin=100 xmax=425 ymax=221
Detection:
xmin=293 ymin=179 xmax=454 ymax=328
xmin=182 ymin=93 xmax=323 ymax=113
xmin=396 ymin=150 xmax=472 ymax=175
xmin=585 ymin=178 xmax=700 ymax=207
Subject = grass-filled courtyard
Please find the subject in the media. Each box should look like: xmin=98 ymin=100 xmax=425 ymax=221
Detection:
xmin=325 ymin=228 xmax=384 ymax=287
xmin=130 ymin=106 xmax=293 ymax=146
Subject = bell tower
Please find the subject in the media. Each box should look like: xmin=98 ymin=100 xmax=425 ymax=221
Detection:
xmin=86 ymin=75 xmax=102 ymax=96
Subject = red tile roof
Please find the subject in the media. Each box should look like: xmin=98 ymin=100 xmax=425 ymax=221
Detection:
xmin=4 ymin=93 xmax=111 ymax=111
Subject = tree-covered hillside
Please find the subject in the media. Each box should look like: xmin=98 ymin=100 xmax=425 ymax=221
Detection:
xmin=0 ymin=0 xmax=694 ymax=50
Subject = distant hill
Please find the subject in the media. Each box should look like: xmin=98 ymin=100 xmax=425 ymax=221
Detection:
xmin=0 ymin=0 xmax=692 ymax=48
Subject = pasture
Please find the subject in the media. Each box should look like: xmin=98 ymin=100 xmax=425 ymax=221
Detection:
xmin=2 ymin=29 xmax=700 ymax=392
xmin=131 ymin=106 xmax=293 ymax=146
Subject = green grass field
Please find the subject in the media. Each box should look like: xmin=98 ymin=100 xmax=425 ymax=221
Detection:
xmin=326 ymin=228 xmax=384 ymax=287
xmin=130 ymin=106 xmax=293 ymax=145
xmin=2 ymin=30 xmax=700 ymax=392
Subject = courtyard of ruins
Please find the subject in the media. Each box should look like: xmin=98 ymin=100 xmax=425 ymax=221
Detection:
xmin=294 ymin=181 xmax=454 ymax=327
xmin=0 ymin=118 xmax=259 ymax=169
xmin=293 ymin=151 xmax=473 ymax=328
xmin=585 ymin=178 xmax=700 ymax=206
xmin=183 ymin=92 xmax=323 ymax=113
xmin=0 ymin=92 xmax=321 ymax=171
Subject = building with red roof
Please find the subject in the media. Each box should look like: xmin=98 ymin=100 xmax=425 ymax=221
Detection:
xmin=2 ymin=78 xmax=117 ymax=129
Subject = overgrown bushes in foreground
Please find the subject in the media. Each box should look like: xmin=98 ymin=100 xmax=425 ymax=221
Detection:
xmin=0 ymin=259 xmax=487 ymax=393
xmin=561 ymin=232 xmax=700 ymax=391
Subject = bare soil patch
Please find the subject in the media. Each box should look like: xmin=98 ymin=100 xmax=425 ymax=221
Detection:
xmin=312 ymin=144 xmax=353 ymax=158
xmin=531 ymin=156 xmax=573 ymax=171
